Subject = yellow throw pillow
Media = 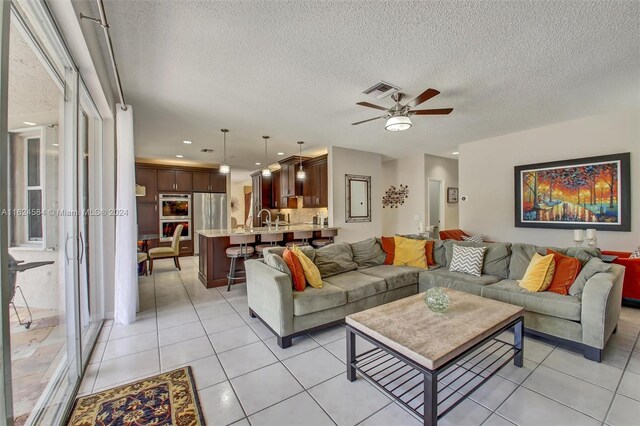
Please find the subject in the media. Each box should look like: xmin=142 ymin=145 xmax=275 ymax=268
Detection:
xmin=291 ymin=245 xmax=323 ymax=288
xmin=393 ymin=236 xmax=428 ymax=269
xmin=519 ymin=253 xmax=556 ymax=292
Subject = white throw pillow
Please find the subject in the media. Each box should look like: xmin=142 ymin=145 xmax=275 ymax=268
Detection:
xmin=449 ymin=244 xmax=486 ymax=276
xmin=462 ymin=234 xmax=484 ymax=243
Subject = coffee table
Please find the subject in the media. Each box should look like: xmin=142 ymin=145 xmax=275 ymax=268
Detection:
xmin=346 ymin=289 xmax=524 ymax=426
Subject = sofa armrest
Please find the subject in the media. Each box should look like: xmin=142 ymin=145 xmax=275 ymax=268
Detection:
xmin=581 ymin=264 xmax=624 ymax=349
xmin=245 ymin=259 xmax=294 ymax=337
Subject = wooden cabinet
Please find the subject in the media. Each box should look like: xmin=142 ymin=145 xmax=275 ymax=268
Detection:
xmin=135 ymin=167 xmax=158 ymax=203
xmin=271 ymin=170 xmax=281 ymax=209
xmin=278 ymin=156 xmax=308 ymax=209
xmin=137 ymin=202 xmax=159 ymax=235
xmin=302 ymin=155 xmax=328 ymax=208
xmin=251 ymin=172 xmax=272 ymax=225
xmin=157 ymin=169 xmax=192 ymax=192
xmin=193 ymin=171 xmax=226 ymax=192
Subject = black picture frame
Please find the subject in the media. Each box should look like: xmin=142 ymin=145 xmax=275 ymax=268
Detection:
xmin=447 ymin=187 xmax=458 ymax=203
xmin=514 ymin=152 xmax=631 ymax=231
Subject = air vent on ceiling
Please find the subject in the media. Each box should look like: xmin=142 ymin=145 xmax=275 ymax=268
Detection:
xmin=363 ymin=81 xmax=400 ymax=99
xmin=201 ymin=148 xmax=214 ymax=153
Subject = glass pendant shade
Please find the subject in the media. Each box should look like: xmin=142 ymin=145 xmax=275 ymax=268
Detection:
xmin=219 ymin=164 xmax=230 ymax=174
xmin=261 ymin=136 xmax=271 ymax=177
xmin=220 ymin=128 xmax=230 ymax=174
xmin=385 ymin=115 xmax=412 ymax=132
xmin=262 ymin=167 xmax=271 ymax=177
xmin=296 ymin=140 xmax=306 ymax=180
xmin=296 ymin=168 xmax=306 ymax=180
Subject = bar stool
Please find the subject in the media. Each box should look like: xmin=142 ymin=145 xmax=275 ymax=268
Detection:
xmin=312 ymin=229 xmax=338 ymax=248
xmin=226 ymin=234 xmax=255 ymax=291
xmin=255 ymin=233 xmax=284 ymax=257
xmin=286 ymin=231 xmax=313 ymax=248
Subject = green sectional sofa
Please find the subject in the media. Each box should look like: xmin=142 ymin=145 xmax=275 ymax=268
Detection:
xmin=245 ymin=237 xmax=624 ymax=361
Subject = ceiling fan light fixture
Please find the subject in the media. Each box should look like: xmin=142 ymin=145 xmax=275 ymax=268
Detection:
xmin=385 ymin=115 xmax=412 ymax=132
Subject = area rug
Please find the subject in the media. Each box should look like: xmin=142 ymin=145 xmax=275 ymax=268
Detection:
xmin=67 ymin=366 xmax=205 ymax=425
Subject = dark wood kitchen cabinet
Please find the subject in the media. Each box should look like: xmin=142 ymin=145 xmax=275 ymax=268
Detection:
xmin=302 ymin=155 xmax=328 ymax=208
xmin=157 ymin=169 xmax=192 ymax=192
xmin=135 ymin=166 xmax=158 ymax=203
xmin=193 ymin=171 xmax=226 ymax=192
xmin=251 ymin=171 xmax=272 ymax=226
xmin=278 ymin=156 xmax=308 ymax=209
xmin=137 ymin=202 xmax=159 ymax=235
xmin=271 ymin=170 xmax=281 ymax=208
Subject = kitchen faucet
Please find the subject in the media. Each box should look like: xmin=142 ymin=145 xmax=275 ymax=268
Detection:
xmin=257 ymin=209 xmax=272 ymax=227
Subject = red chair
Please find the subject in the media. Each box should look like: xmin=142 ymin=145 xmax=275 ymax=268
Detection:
xmin=601 ymin=251 xmax=640 ymax=302
xmin=438 ymin=229 xmax=470 ymax=241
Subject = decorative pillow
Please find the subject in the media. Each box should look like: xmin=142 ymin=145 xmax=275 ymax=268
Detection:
xmin=350 ymin=237 xmax=386 ymax=268
xmin=313 ymin=242 xmax=358 ymax=278
xmin=449 ymin=244 xmax=486 ymax=276
xmin=425 ymin=240 xmax=435 ymax=266
xmin=380 ymin=236 xmax=395 ymax=265
xmin=569 ymin=257 xmax=612 ymax=297
xmin=283 ymin=249 xmax=306 ymax=291
xmin=630 ymin=247 xmax=640 ymax=259
xmin=546 ymin=249 xmax=582 ymax=295
xmin=264 ymin=253 xmax=291 ymax=277
xmin=393 ymin=236 xmax=427 ymax=269
xmin=291 ymin=245 xmax=323 ymax=288
xmin=462 ymin=234 xmax=484 ymax=243
xmin=518 ymin=253 xmax=556 ymax=292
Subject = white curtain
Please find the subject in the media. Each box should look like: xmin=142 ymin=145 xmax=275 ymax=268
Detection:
xmin=114 ymin=104 xmax=138 ymax=324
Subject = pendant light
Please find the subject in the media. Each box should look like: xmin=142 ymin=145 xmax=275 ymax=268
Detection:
xmin=296 ymin=141 xmax=306 ymax=180
xmin=219 ymin=128 xmax=230 ymax=174
xmin=261 ymin=136 xmax=271 ymax=177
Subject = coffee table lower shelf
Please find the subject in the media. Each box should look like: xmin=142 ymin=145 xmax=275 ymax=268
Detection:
xmin=346 ymin=317 xmax=523 ymax=426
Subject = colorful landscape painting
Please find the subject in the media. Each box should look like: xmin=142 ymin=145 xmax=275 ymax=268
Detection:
xmin=514 ymin=153 xmax=631 ymax=231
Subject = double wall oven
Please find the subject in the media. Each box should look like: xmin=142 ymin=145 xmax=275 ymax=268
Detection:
xmin=159 ymin=194 xmax=191 ymax=241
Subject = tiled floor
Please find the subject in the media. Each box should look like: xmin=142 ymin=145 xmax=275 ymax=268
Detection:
xmin=80 ymin=256 xmax=640 ymax=426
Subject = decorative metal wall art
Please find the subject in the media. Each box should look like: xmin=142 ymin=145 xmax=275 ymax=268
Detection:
xmin=382 ymin=184 xmax=409 ymax=208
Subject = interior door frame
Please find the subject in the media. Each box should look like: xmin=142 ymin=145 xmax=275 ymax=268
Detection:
xmin=427 ymin=177 xmax=445 ymax=233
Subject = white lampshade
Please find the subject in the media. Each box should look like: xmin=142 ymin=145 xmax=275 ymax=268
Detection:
xmin=385 ymin=115 xmax=412 ymax=132
xmin=586 ymin=229 xmax=597 ymax=239
xmin=296 ymin=169 xmax=306 ymax=180
xmin=262 ymin=167 xmax=271 ymax=177
xmin=219 ymin=164 xmax=230 ymax=174
xmin=573 ymin=229 xmax=585 ymax=241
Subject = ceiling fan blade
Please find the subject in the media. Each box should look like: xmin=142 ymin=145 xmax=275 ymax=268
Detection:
xmin=405 ymin=88 xmax=440 ymax=109
xmin=409 ymin=108 xmax=453 ymax=115
xmin=351 ymin=116 xmax=386 ymax=125
xmin=356 ymin=101 xmax=389 ymax=111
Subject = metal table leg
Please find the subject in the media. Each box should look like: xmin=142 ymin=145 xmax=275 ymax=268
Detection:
xmin=347 ymin=327 xmax=356 ymax=382
xmin=514 ymin=318 xmax=524 ymax=367
xmin=423 ymin=371 xmax=437 ymax=426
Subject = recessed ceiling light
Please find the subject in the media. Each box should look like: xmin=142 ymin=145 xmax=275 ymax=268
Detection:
xmin=277 ymin=152 xmax=284 ymax=156
xmin=183 ymin=140 xmax=192 ymax=144
xmin=24 ymin=121 xmax=36 ymax=126
xmin=176 ymin=154 xmax=184 ymax=158
xmin=452 ymin=151 xmax=459 ymax=155
xmin=255 ymin=162 xmax=261 ymax=166
xmin=52 ymin=143 xmax=59 ymax=147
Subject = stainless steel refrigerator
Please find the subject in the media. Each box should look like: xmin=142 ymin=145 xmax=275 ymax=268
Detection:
xmin=193 ymin=193 xmax=227 ymax=254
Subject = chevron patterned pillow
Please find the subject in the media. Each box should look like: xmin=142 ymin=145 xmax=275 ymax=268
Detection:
xmin=449 ymin=244 xmax=486 ymax=276
xmin=462 ymin=234 xmax=484 ymax=243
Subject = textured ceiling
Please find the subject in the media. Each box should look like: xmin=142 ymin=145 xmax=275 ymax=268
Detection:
xmin=101 ymin=0 xmax=640 ymax=172
xmin=8 ymin=23 xmax=60 ymax=130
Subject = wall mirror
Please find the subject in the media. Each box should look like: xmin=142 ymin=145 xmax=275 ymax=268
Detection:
xmin=346 ymin=174 xmax=371 ymax=222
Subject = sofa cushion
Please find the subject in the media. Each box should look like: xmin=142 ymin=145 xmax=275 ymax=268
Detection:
xmin=393 ymin=236 xmax=427 ymax=268
xmin=358 ymin=265 xmax=419 ymax=290
xmin=314 ymin=242 xmax=358 ymax=278
xmin=264 ymin=246 xmax=315 ymax=262
xmin=351 ymin=237 xmax=386 ymax=268
xmin=482 ymin=280 xmax=581 ymax=321
xmin=569 ymin=257 xmax=612 ymax=297
xmin=264 ymin=253 xmax=291 ymax=277
xmin=508 ymin=243 xmax=599 ymax=280
xmin=323 ymin=271 xmax=387 ymax=302
xmin=444 ymin=240 xmax=511 ymax=278
xmin=292 ymin=283 xmax=347 ymax=316
xmin=418 ymin=269 xmax=501 ymax=295
xmin=401 ymin=235 xmax=446 ymax=266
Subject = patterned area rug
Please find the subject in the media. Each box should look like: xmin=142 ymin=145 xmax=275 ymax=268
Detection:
xmin=67 ymin=367 xmax=205 ymax=425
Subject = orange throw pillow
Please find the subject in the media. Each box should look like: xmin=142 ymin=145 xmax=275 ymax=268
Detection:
xmin=283 ymin=248 xmax=306 ymax=291
xmin=381 ymin=236 xmax=395 ymax=265
xmin=425 ymin=240 xmax=435 ymax=266
xmin=546 ymin=249 xmax=582 ymax=295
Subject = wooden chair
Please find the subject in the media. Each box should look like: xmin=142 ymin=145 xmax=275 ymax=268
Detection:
xmin=149 ymin=224 xmax=183 ymax=274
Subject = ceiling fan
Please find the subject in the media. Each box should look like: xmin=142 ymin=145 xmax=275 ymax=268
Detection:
xmin=352 ymin=88 xmax=453 ymax=131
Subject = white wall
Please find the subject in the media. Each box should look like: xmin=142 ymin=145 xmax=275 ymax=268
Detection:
xmin=425 ymin=154 xmax=459 ymax=231
xmin=329 ymin=146 xmax=382 ymax=243
xmin=459 ymin=108 xmax=640 ymax=251
xmin=230 ymin=181 xmax=247 ymax=227
xmin=382 ymin=156 xmax=426 ymax=235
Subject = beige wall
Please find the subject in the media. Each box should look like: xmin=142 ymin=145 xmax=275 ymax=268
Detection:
xmin=329 ymin=146 xmax=382 ymax=243
xmin=381 ymin=156 xmax=426 ymax=235
xmin=459 ymin=108 xmax=640 ymax=251
xmin=425 ymin=154 xmax=459 ymax=231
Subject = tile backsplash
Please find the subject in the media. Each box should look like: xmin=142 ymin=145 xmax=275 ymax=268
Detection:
xmin=275 ymin=204 xmax=329 ymax=224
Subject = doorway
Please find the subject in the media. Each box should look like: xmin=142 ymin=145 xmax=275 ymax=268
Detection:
xmin=427 ymin=178 xmax=444 ymax=236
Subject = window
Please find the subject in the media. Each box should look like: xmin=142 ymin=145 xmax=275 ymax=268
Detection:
xmin=26 ymin=136 xmax=42 ymax=241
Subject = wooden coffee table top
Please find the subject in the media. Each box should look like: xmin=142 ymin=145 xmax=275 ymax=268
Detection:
xmin=346 ymin=289 xmax=524 ymax=370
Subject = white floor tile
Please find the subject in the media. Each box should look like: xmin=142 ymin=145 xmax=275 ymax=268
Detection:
xmin=283 ymin=347 xmax=345 ymax=388
xmin=617 ymin=370 xmax=640 ymax=402
xmin=201 ymin=312 xmax=246 ymax=335
xmin=481 ymin=414 xmax=516 ymax=426
xmin=218 ymin=341 xmax=279 ymax=378
xmin=231 ymin=363 xmax=304 ymax=415
xmin=439 ymin=398 xmax=492 ymax=426
xmin=496 ymin=359 xmax=538 ymax=384
xmin=209 ymin=325 xmax=260 ymax=353
xmin=196 ymin=302 xmax=236 ymax=320
xmin=605 ymin=394 xmax=640 ymax=426
xmin=77 ymin=363 xmax=99 ymax=396
xmin=88 ymin=341 xmax=107 ymax=365
xmin=308 ymin=324 xmax=346 ymax=345
xmin=102 ymin=330 xmax=158 ymax=361
xmin=159 ymin=336 xmax=214 ymax=370
xmin=263 ymin=334 xmax=319 ymax=360
xmin=359 ymin=403 xmax=420 ymax=426
xmin=607 ymin=332 xmax=637 ymax=352
xmin=542 ymin=348 xmax=623 ymax=390
xmin=249 ymin=392 xmax=335 ymax=426
xmin=464 ymin=375 xmax=518 ymax=411
xmin=309 ymin=374 xmax=391 ymax=426
xmin=198 ymin=381 xmax=245 ymax=426
xmin=94 ymin=349 xmax=160 ymax=391
xmin=109 ymin=316 xmax=157 ymax=340
xmin=602 ymin=345 xmax=632 ymax=370
xmin=521 ymin=337 xmax=555 ymax=364
xmin=323 ymin=335 xmax=378 ymax=363
xmin=157 ymin=308 xmax=200 ymax=330
xmin=158 ymin=321 xmax=206 ymax=347
xmin=497 ymin=387 xmax=600 ymax=426
xmin=248 ymin=320 xmax=276 ymax=340
xmin=626 ymin=351 xmax=640 ymax=374
xmin=522 ymin=364 xmax=614 ymax=420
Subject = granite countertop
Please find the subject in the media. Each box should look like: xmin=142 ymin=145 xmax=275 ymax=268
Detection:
xmin=196 ymin=224 xmax=340 ymax=238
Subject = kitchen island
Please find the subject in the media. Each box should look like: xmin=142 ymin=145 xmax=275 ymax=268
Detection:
xmin=197 ymin=225 xmax=339 ymax=288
